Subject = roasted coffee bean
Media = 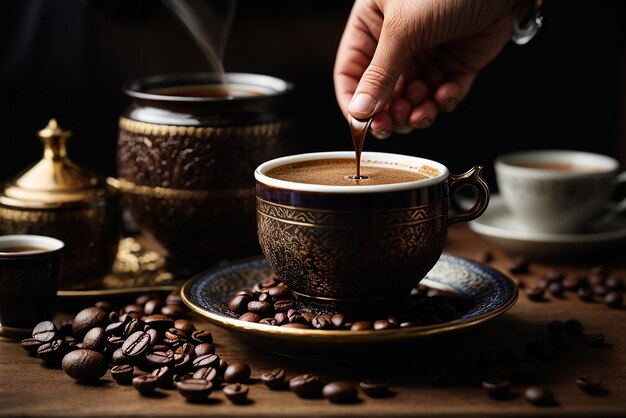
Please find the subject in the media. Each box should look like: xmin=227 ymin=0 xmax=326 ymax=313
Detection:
xmin=21 ymin=338 xmax=43 ymax=355
xmin=193 ymin=367 xmax=218 ymax=382
xmin=547 ymin=320 xmax=565 ymax=335
xmin=189 ymin=329 xmax=212 ymax=345
xmin=536 ymin=279 xmax=550 ymax=291
xmin=82 ymin=327 xmax=106 ymax=351
xmin=524 ymin=386 xmax=555 ymax=406
xmin=94 ymin=300 xmax=114 ymax=312
xmin=281 ymin=323 xmax=310 ymax=329
xmin=121 ymin=331 xmax=151 ymax=357
xmin=107 ymin=335 xmax=125 ymax=348
xmin=290 ymin=374 xmax=322 ymax=398
xmin=193 ymin=354 xmax=220 ymax=370
xmin=161 ymin=304 xmax=186 ymax=319
xmin=108 ymin=311 xmax=120 ymax=323
xmin=194 ymin=343 xmax=216 ymax=357
xmin=477 ymin=250 xmax=493 ymax=263
xmin=166 ymin=293 xmax=183 ymax=306
xmin=592 ymin=285 xmax=609 ymax=296
xmin=301 ymin=312 xmax=316 ymax=323
xmin=175 ymin=342 xmax=195 ymax=356
xmin=548 ymin=282 xmax=564 ymax=298
xmin=227 ymin=295 xmax=251 ymax=315
xmin=605 ymin=276 xmax=624 ymax=291
xmin=350 ymin=321 xmax=374 ymax=331
xmin=508 ymin=257 xmax=530 ymax=274
xmin=218 ymin=359 xmax=229 ymax=376
xmin=359 ymin=380 xmax=391 ymax=398
xmin=151 ymin=366 xmax=174 ymax=389
xmin=37 ymin=339 xmax=65 ymax=363
xmin=274 ymin=312 xmax=289 ymax=325
xmin=143 ymin=314 xmax=174 ymax=331
xmin=236 ymin=288 xmax=256 ymax=298
xmin=173 ymin=353 xmax=192 ymax=373
xmin=123 ymin=318 xmax=144 ymax=338
xmin=72 ymin=307 xmax=109 ymax=339
xmin=32 ymin=321 xmax=57 ymax=343
xmin=146 ymin=350 xmax=175 ymax=367
xmin=564 ymin=319 xmax=584 ymax=337
xmin=605 ymin=292 xmax=623 ymax=309
xmin=287 ymin=310 xmax=307 ymax=325
xmin=273 ymin=299 xmax=295 ymax=312
xmin=123 ymin=304 xmax=145 ymax=315
xmin=143 ymin=298 xmax=165 ymax=316
xmin=373 ymin=320 xmax=394 ymax=330
xmin=247 ymin=301 xmax=273 ymax=316
xmin=576 ymin=376 xmax=602 ymax=394
xmin=135 ymin=294 xmax=156 ymax=306
xmin=562 ymin=277 xmax=580 ymax=291
xmin=525 ymin=287 xmax=544 ymax=302
xmin=261 ymin=368 xmax=286 ymax=389
xmin=239 ymin=312 xmax=261 ymax=323
xmin=111 ymin=348 xmax=130 ymax=365
xmin=62 ymin=349 xmax=108 ymax=381
xmin=164 ymin=327 xmax=187 ymax=344
xmin=268 ymin=283 xmax=291 ymax=299
xmin=223 ymin=383 xmax=249 ymax=404
xmin=543 ymin=271 xmax=564 ymax=283
xmin=322 ymin=381 xmax=358 ymax=403
xmin=174 ymin=319 xmax=196 ymax=337
xmin=111 ymin=364 xmax=134 ymax=384
xmin=105 ymin=321 xmax=125 ymax=336
xmin=176 ymin=378 xmax=213 ymax=401
xmin=133 ymin=374 xmax=159 ymax=395
xmin=482 ymin=377 xmax=512 ymax=399
xmin=224 ymin=362 xmax=251 ymax=383
xmin=259 ymin=318 xmax=277 ymax=326
xmin=330 ymin=314 xmax=345 ymax=329
xmin=577 ymin=287 xmax=595 ymax=302
xmin=584 ymin=332 xmax=606 ymax=347
xmin=311 ymin=315 xmax=330 ymax=330
xmin=146 ymin=328 xmax=160 ymax=347
xmin=400 ymin=321 xmax=419 ymax=328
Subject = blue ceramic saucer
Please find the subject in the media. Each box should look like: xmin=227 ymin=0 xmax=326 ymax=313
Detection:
xmin=181 ymin=254 xmax=517 ymax=360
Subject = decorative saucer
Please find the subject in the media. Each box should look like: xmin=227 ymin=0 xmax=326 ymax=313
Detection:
xmin=57 ymin=237 xmax=178 ymax=299
xmin=469 ymin=196 xmax=626 ymax=261
xmin=181 ymin=254 xmax=518 ymax=360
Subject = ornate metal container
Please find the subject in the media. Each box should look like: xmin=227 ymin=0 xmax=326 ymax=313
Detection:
xmin=0 ymin=120 xmax=122 ymax=289
xmin=116 ymin=72 xmax=295 ymax=273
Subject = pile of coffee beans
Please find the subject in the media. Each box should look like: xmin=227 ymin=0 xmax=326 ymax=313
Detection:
xmin=227 ymin=276 xmax=471 ymax=329
xmin=21 ymin=293 xmax=257 ymax=403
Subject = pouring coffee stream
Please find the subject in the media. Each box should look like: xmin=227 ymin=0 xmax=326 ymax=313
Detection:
xmin=349 ymin=117 xmax=373 ymax=180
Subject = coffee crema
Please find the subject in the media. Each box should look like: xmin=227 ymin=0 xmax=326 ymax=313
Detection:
xmin=0 ymin=246 xmax=48 ymax=254
xmin=265 ymin=159 xmax=433 ymax=186
xmin=149 ymin=84 xmax=265 ymax=98
xmin=509 ymin=161 xmax=604 ymax=173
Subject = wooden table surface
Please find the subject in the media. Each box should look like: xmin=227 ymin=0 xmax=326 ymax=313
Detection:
xmin=1 ymin=224 xmax=625 ymax=417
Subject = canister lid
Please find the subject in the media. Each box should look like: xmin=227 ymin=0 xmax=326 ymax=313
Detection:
xmin=0 ymin=119 xmax=117 ymax=209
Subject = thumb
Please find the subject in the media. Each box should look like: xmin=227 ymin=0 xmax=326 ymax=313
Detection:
xmin=348 ymin=23 xmax=411 ymax=120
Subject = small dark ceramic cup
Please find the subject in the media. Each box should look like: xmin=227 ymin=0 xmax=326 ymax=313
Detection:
xmin=255 ymin=152 xmax=489 ymax=317
xmin=0 ymin=235 xmax=64 ymax=337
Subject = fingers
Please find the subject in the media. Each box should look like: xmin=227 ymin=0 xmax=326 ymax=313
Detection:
xmin=347 ymin=19 xmax=412 ymax=120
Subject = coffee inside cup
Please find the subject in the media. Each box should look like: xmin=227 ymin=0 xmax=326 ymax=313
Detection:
xmin=0 ymin=246 xmax=48 ymax=254
xmin=507 ymin=161 xmax=605 ymax=173
xmin=265 ymin=158 xmax=439 ymax=186
xmin=148 ymin=83 xmax=267 ymax=98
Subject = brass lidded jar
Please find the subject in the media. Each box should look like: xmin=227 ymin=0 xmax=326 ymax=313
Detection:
xmin=0 ymin=119 xmax=122 ymax=289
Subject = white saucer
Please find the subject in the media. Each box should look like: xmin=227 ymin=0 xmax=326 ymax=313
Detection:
xmin=469 ymin=196 xmax=626 ymax=260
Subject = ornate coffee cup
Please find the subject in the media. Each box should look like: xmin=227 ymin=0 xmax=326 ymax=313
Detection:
xmin=255 ymin=152 xmax=489 ymax=317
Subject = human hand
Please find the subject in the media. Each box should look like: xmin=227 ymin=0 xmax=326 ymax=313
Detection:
xmin=334 ymin=0 xmax=518 ymax=139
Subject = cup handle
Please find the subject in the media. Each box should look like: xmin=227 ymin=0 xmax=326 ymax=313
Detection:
xmin=448 ymin=166 xmax=490 ymax=225
xmin=601 ymin=170 xmax=626 ymax=218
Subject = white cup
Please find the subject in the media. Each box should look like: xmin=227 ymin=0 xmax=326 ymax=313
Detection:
xmin=495 ymin=150 xmax=626 ymax=234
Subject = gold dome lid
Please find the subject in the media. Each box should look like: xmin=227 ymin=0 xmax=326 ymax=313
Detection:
xmin=0 ymin=119 xmax=117 ymax=209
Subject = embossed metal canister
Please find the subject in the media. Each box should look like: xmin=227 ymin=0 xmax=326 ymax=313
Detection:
xmin=116 ymin=72 xmax=295 ymax=272
xmin=0 ymin=120 xmax=122 ymax=289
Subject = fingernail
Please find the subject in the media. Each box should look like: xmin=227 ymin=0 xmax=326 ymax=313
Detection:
xmin=371 ymin=130 xmax=392 ymax=140
xmin=348 ymin=93 xmax=377 ymax=116
xmin=414 ymin=118 xmax=433 ymax=129
xmin=442 ymin=98 xmax=457 ymax=112
xmin=395 ymin=123 xmax=413 ymax=134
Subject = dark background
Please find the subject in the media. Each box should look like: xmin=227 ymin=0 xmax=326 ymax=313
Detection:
xmin=0 ymin=0 xmax=624 ymax=191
